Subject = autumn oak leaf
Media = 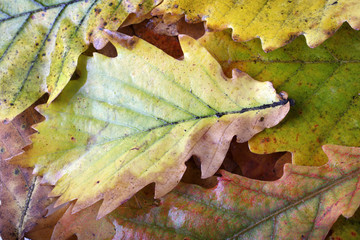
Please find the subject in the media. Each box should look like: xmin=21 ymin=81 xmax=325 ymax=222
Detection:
xmin=48 ymin=145 xmax=360 ymax=240
xmin=152 ymin=0 xmax=360 ymax=51
xmin=11 ymin=31 xmax=290 ymax=219
xmin=0 ymin=0 xmax=159 ymax=121
xmin=0 ymin=99 xmax=52 ymax=240
xmin=199 ymin=24 xmax=360 ymax=166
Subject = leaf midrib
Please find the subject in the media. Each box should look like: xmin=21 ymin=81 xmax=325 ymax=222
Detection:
xmin=36 ymin=99 xmax=288 ymax=161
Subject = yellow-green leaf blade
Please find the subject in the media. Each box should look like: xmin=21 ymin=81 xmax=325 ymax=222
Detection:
xmin=153 ymin=0 xmax=360 ymax=51
xmin=199 ymin=24 xmax=360 ymax=166
xmin=0 ymin=0 xmax=158 ymax=121
xmin=11 ymin=32 xmax=289 ymax=218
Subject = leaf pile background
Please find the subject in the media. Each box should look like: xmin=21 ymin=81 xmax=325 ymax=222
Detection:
xmin=0 ymin=0 xmax=359 ymax=239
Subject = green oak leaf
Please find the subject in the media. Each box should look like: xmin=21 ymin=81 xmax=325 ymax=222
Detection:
xmin=199 ymin=23 xmax=360 ymax=166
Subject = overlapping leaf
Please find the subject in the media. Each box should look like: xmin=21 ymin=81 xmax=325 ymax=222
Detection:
xmin=0 ymin=0 xmax=159 ymax=121
xmin=11 ymin=31 xmax=289 ymax=218
xmin=48 ymin=145 xmax=360 ymax=240
xmin=327 ymin=208 xmax=360 ymax=240
xmin=0 ymin=98 xmax=52 ymax=239
xmin=0 ymin=162 xmax=52 ymax=240
xmin=199 ymin=23 xmax=360 ymax=166
xmin=153 ymin=0 xmax=360 ymax=51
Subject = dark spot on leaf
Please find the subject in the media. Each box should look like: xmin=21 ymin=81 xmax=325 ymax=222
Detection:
xmin=109 ymin=2 xmax=113 ymax=6
xmin=331 ymin=1 xmax=338 ymax=5
xmin=94 ymin=8 xmax=102 ymax=15
xmin=174 ymin=4 xmax=179 ymax=8
xmin=14 ymin=168 xmax=20 ymax=175
xmin=0 ymin=147 xmax=5 ymax=153
xmin=96 ymin=181 xmax=100 ymax=184
xmin=10 ymin=103 xmax=14 ymax=106
xmin=259 ymin=117 xmax=265 ymax=122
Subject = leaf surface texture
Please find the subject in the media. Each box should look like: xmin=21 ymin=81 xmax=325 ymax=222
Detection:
xmin=199 ymin=24 xmax=360 ymax=166
xmin=51 ymin=145 xmax=360 ymax=240
xmin=11 ymin=32 xmax=289 ymax=218
xmin=153 ymin=0 xmax=360 ymax=51
xmin=0 ymin=0 xmax=158 ymax=121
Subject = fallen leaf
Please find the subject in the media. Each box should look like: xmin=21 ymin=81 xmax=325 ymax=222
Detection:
xmin=199 ymin=23 xmax=360 ymax=166
xmin=51 ymin=185 xmax=158 ymax=240
xmin=132 ymin=17 xmax=184 ymax=58
xmin=0 ymin=95 xmax=52 ymax=239
xmin=50 ymin=145 xmax=360 ymax=240
xmin=0 ymin=0 xmax=159 ymax=121
xmin=153 ymin=0 xmax=360 ymax=51
xmin=0 ymin=95 xmax=46 ymax=161
xmin=11 ymin=31 xmax=290 ymax=219
xmin=0 ymin=162 xmax=52 ymax=240
xmin=25 ymin=202 xmax=70 ymax=240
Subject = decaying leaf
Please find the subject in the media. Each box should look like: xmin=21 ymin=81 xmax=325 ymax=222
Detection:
xmin=228 ymin=141 xmax=291 ymax=181
xmin=131 ymin=17 xmax=184 ymax=58
xmin=153 ymin=0 xmax=360 ymax=51
xmin=0 ymin=95 xmax=52 ymax=239
xmin=11 ymin=31 xmax=290 ymax=219
xmin=49 ymin=145 xmax=360 ymax=240
xmin=0 ymin=0 xmax=159 ymax=121
xmin=199 ymin=23 xmax=360 ymax=166
xmin=25 ymin=202 xmax=71 ymax=240
xmin=0 ymin=163 xmax=52 ymax=240
xmin=0 ymin=95 xmax=46 ymax=160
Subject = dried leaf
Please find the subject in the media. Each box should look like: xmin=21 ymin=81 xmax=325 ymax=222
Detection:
xmin=229 ymin=141 xmax=291 ymax=181
xmin=0 ymin=96 xmax=46 ymax=160
xmin=0 ymin=0 xmax=159 ymax=121
xmin=11 ymin=32 xmax=289 ymax=219
xmin=132 ymin=17 xmax=184 ymax=58
xmin=25 ymin=203 xmax=71 ymax=240
xmin=0 ymin=98 xmax=52 ymax=239
xmin=153 ymin=0 xmax=360 ymax=51
xmin=199 ymin=23 xmax=360 ymax=166
xmin=50 ymin=145 xmax=360 ymax=240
